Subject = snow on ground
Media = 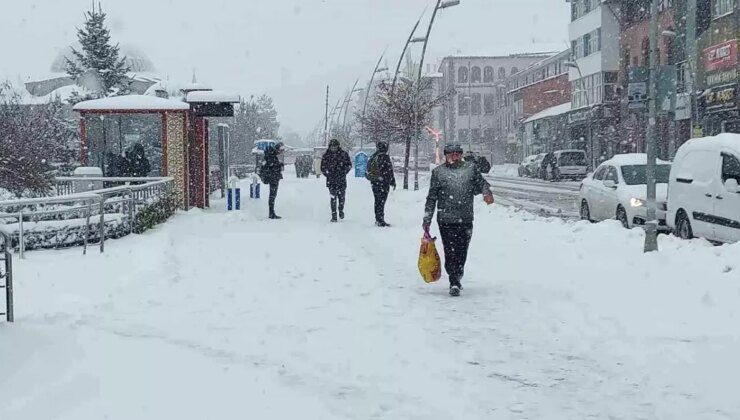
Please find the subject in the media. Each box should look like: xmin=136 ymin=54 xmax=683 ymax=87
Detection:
xmin=491 ymin=164 xmax=520 ymax=177
xmin=1 ymin=169 xmax=739 ymax=419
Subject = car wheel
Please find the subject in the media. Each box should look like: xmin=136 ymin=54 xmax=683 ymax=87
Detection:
xmin=580 ymin=200 xmax=592 ymax=222
xmin=675 ymin=211 xmax=694 ymax=240
xmin=617 ymin=206 xmax=630 ymax=229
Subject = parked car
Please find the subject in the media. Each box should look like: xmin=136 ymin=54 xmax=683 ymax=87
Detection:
xmin=579 ymin=154 xmax=672 ymax=230
xmin=518 ymin=155 xmax=537 ymax=177
xmin=530 ymin=153 xmax=546 ymax=178
xmin=667 ymin=134 xmax=740 ymax=243
xmin=553 ymin=150 xmax=588 ymax=180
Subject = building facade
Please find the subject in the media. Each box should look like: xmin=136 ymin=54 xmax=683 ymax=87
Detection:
xmin=567 ymin=0 xmax=621 ymax=167
xmin=507 ymin=50 xmax=573 ymax=158
xmin=437 ymin=54 xmax=553 ymax=163
xmin=503 ymin=50 xmax=572 ymax=160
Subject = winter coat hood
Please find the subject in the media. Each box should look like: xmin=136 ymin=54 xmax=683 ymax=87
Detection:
xmin=376 ymin=142 xmax=389 ymax=154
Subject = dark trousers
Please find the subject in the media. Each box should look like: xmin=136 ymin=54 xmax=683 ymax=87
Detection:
xmin=371 ymin=182 xmax=390 ymax=222
xmin=438 ymin=223 xmax=473 ymax=286
xmin=268 ymin=181 xmax=279 ymax=216
xmin=329 ymin=186 xmax=346 ymax=216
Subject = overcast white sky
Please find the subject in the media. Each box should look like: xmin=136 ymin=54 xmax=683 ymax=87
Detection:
xmin=0 ymin=0 xmax=569 ymax=136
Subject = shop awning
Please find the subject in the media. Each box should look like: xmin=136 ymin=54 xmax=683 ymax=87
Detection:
xmin=523 ymin=102 xmax=571 ymax=124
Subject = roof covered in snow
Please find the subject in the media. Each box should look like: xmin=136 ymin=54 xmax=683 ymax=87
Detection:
xmin=602 ymin=153 xmax=671 ymax=166
xmin=186 ymin=90 xmax=240 ymax=103
xmin=523 ymin=102 xmax=571 ymax=124
xmin=73 ymin=95 xmax=190 ymax=111
xmin=679 ymin=133 xmax=740 ymax=155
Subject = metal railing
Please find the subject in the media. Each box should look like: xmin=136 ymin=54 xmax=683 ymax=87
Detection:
xmin=0 ymin=228 xmax=12 ymax=322
xmin=0 ymin=177 xmax=174 ymax=257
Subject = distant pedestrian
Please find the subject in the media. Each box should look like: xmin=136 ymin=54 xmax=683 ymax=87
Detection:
xmin=365 ymin=141 xmax=396 ymax=227
xmin=321 ymin=139 xmax=352 ymax=222
xmin=260 ymin=142 xmax=285 ymax=219
xmin=423 ymin=144 xmax=494 ymax=296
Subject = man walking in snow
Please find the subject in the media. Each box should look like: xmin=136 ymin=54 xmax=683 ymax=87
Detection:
xmin=321 ymin=139 xmax=353 ymax=222
xmin=260 ymin=142 xmax=285 ymax=219
xmin=423 ymin=144 xmax=494 ymax=296
xmin=365 ymin=141 xmax=396 ymax=227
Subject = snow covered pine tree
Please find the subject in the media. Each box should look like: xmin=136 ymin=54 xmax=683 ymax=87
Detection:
xmin=65 ymin=3 xmax=130 ymax=103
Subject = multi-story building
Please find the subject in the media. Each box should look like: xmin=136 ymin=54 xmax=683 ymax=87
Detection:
xmin=437 ymin=54 xmax=553 ymax=163
xmin=567 ymin=0 xmax=621 ymax=166
xmin=610 ymin=0 xmax=684 ymax=159
xmin=695 ymin=0 xmax=739 ymax=135
xmin=507 ymin=50 xmax=573 ymax=157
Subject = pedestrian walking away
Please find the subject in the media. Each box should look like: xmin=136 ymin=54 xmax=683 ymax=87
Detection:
xmin=259 ymin=142 xmax=285 ymax=219
xmin=321 ymin=139 xmax=352 ymax=222
xmin=365 ymin=141 xmax=396 ymax=227
xmin=423 ymin=144 xmax=494 ymax=296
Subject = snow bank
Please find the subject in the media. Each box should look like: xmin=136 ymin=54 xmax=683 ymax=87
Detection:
xmin=1 ymin=169 xmax=739 ymax=419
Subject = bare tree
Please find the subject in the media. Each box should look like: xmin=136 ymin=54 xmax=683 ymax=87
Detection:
xmin=357 ymin=79 xmax=450 ymax=189
xmin=0 ymin=82 xmax=77 ymax=197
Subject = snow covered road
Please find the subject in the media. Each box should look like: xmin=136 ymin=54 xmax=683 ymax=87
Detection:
xmin=2 ymin=172 xmax=739 ymax=419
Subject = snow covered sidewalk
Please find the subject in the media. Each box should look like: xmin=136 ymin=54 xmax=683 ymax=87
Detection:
xmin=1 ymin=171 xmax=739 ymax=419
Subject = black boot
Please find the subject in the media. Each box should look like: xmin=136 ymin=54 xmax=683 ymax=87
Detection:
xmin=269 ymin=214 xmax=282 ymax=220
xmin=330 ymin=197 xmax=338 ymax=222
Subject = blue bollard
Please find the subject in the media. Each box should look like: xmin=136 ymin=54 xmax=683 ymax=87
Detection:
xmin=227 ymin=188 xmax=234 ymax=210
xmin=234 ymin=188 xmax=241 ymax=210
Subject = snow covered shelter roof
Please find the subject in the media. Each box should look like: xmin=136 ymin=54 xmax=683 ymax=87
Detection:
xmin=186 ymin=90 xmax=240 ymax=103
xmin=73 ymin=95 xmax=190 ymax=112
xmin=523 ymin=102 xmax=571 ymax=124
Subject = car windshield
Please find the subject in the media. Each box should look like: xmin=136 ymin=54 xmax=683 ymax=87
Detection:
xmin=621 ymin=164 xmax=671 ymax=185
xmin=559 ymin=152 xmax=586 ymax=166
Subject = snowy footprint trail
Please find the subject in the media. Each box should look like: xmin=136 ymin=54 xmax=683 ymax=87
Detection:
xmin=2 ymin=171 xmax=740 ymax=419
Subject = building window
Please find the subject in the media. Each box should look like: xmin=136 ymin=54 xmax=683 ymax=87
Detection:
xmin=471 ymin=66 xmax=482 ymax=83
xmin=471 ymin=128 xmax=482 ymax=142
xmin=471 ymin=93 xmax=482 ymax=115
xmin=511 ymin=67 xmax=519 ymax=75
xmin=484 ymin=128 xmax=495 ymax=141
xmin=484 ymin=93 xmax=495 ymax=115
xmin=458 ymin=95 xmax=469 ymax=115
xmin=573 ymin=28 xmax=601 ymax=59
xmin=498 ymin=67 xmax=507 ymax=79
xmin=484 ymin=66 xmax=494 ymax=83
xmin=458 ymin=129 xmax=469 ymax=142
xmin=714 ymin=0 xmax=734 ymax=17
xmin=458 ymin=66 xmax=469 ymax=84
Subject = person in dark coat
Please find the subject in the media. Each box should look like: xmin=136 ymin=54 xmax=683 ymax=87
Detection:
xmin=423 ymin=144 xmax=494 ymax=297
xmin=320 ymin=139 xmax=352 ymax=222
xmin=124 ymin=143 xmax=151 ymax=177
xmin=365 ymin=141 xmax=396 ymax=227
xmin=261 ymin=142 xmax=285 ymax=219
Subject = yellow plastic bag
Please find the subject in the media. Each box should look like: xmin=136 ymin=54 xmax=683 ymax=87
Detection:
xmin=418 ymin=231 xmax=441 ymax=283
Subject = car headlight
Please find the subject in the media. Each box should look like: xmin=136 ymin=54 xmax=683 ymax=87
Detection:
xmin=630 ymin=198 xmax=645 ymax=207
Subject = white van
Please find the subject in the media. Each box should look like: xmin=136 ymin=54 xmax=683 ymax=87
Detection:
xmin=554 ymin=150 xmax=588 ymax=180
xmin=667 ymin=133 xmax=740 ymax=243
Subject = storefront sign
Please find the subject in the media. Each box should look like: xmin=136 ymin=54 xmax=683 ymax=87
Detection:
xmin=703 ymin=84 xmax=738 ymax=113
xmin=704 ymin=40 xmax=738 ymax=73
xmin=674 ymin=94 xmax=691 ymax=120
xmin=567 ymin=108 xmax=590 ymax=124
xmin=628 ymin=82 xmax=647 ymax=109
xmin=706 ymin=68 xmax=738 ymax=87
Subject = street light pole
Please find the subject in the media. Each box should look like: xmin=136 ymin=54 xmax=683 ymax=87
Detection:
xmin=644 ymin=0 xmax=659 ymax=253
xmin=392 ymin=9 xmax=427 ymax=92
xmin=324 ymin=85 xmax=329 ymax=146
xmin=360 ymin=49 xmax=389 ymax=150
xmin=409 ymin=0 xmax=460 ymax=191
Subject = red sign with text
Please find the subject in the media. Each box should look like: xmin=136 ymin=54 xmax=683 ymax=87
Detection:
xmin=704 ymin=40 xmax=738 ymax=72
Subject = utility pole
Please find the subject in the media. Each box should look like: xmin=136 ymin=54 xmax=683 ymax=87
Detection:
xmin=645 ymin=0 xmax=659 ymax=253
xmin=324 ymin=85 xmax=329 ymax=146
